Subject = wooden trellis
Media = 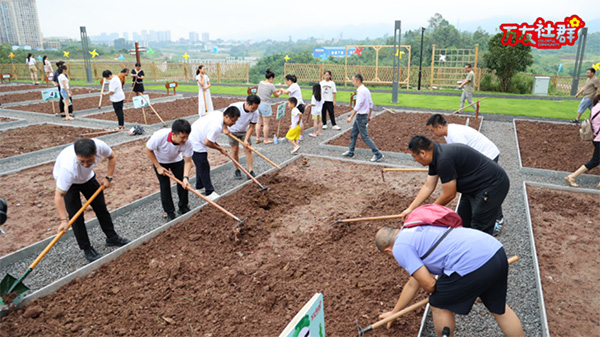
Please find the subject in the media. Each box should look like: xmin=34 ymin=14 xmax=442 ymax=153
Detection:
xmin=343 ymin=45 xmax=411 ymax=88
xmin=429 ymin=45 xmax=479 ymax=90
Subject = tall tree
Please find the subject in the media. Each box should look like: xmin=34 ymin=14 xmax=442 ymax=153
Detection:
xmin=484 ymin=32 xmax=533 ymax=92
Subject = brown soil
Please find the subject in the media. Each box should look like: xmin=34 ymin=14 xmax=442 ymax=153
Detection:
xmin=0 ymin=157 xmax=451 ymax=336
xmin=0 ymin=139 xmax=231 ymax=257
xmin=526 ymin=186 xmax=600 ymax=336
xmin=87 ymin=97 xmax=241 ymax=125
xmin=0 ymin=87 xmax=98 ymax=104
xmin=516 ymin=120 xmax=599 ymax=175
xmin=10 ymin=93 xmax=167 ymax=114
xmin=327 ymin=112 xmax=482 ymax=153
xmin=0 ymin=124 xmax=97 ymax=158
xmin=0 ymin=84 xmax=45 ymax=92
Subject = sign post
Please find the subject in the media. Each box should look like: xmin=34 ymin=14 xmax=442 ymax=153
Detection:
xmin=42 ymin=88 xmax=59 ymax=115
xmin=165 ymin=81 xmax=178 ymax=95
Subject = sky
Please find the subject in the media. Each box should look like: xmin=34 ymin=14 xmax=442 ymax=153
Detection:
xmin=37 ymin=0 xmax=599 ymax=41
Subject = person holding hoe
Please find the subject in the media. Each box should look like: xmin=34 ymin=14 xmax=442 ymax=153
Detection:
xmin=131 ymin=63 xmax=145 ymax=97
xmin=374 ymin=223 xmax=524 ymax=336
xmin=227 ymin=94 xmax=261 ymax=179
xmin=145 ymin=119 xmax=194 ymax=221
xmin=53 ymin=138 xmax=130 ymax=262
xmin=102 ymin=70 xmax=126 ymax=131
xmin=189 ymin=106 xmax=240 ymax=200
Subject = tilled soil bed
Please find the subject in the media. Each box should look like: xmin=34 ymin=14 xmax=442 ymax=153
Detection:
xmin=0 ymin=87 xmax=98 ymax=104
xmin=0 ymin=157 xmax=452 ymax=336
xmin=86 ymin=97 xmax=241 ymax=125
xmin=326 ymin=112 xmax=482 ymax=153
xmin=516 ymin=120 xmax=599 ymax=175
xmin=0 ymin=123 xmax=98 ymax=158
xmin=0 ymin=138 xmax=231 ymax=257
xmin=526 ymin=186 xmax=599 ymax=336
xmin=10 ymin=92 xmax=167 ymax=114
xmin=0 ymin=84 xmax=45 ymax=93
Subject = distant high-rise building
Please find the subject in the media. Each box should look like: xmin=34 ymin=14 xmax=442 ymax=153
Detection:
xmin=123 ymin=32 xmax=129 ymax=40
xmin=132 ymin=32 xmax=141 ymax=41
xmin=165 ymin=30 xmax=171 ymax=42
xmin=189 ymin=32 xmax=199 ymax=42
xmin=202 ymin=32 xmax=209 ymax=42
xmin=0 ymin=0 xmax=43 ymax=48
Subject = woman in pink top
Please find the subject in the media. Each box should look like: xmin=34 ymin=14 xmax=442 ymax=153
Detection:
xmin=565 ymin=95 xmax=600 ymax=189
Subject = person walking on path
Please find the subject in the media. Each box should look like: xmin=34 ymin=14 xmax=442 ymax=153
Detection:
xmin=57 ymin=65 xmax=74 ymax=121
xmin=399 ymin=135 xmax=509 ymax=236
xmin=286 ymin=97 xmax=302 ymax=154
xmin=255 ymin=69 xmax=282 ymax=144
xmin=457 ymin=64 xmax=475 ymax=111
xmin=565 ymin=95 xmax=600 ymax=189
xmin=572 ymin=68 xmax=600 ymax=124
xmin=306 ymin=83 xmax=323 ymax=137
xmin=102 ymin=70 xmax=126 ymax=130
xmin=227 ymin=95 xmax=261 ymax=179
xmin=375 ymin=225 xmax=524 ymax=337
xmin=320 ymin=70 xmax=341 ymax=130
xmin=189 ymin=107 xmax=240 ymax=200
xmin=131 ymin=63 xmax=145 ymax=96
xmin=145 ymin=119 xmax=194 ymax=221
xmin=26 ymin=53 xmax=39 ymax=85
xmin=42 ymin=56 xmax=53 ymax=82
xmin=196 ymin=65 xmax=214 ymax=116
xmin=342 ymin=73 xmax=384 ymax=162
xmin=52 ymin=61 xmax=73 ymax=118
xmin=426 ymin=113 xmax=505 ymax=232
xmin=53 ymin=138 xmax=130 ymax=262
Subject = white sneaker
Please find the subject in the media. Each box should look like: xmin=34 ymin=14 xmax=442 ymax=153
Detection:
xmin=332 ymin=125 xmax=341 ymax=130
xmin=299 ymin=135 xmax=304 ymax=141
xmin=206 ymin=192 xmax=220 ymax=201
xmin=370 ymin=154 xmax=384 ymax=162
xmin=322 ymin=125 xmax=328 ymax=129
xmin=291 ymin=145 xmax=301 ymax=154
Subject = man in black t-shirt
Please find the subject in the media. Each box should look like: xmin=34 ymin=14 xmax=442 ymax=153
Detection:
xmin=398 ymin=135 xmax=509 ymax=235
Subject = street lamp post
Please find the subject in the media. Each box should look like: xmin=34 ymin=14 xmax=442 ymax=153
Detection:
xmin=417 ymin=27 xmax=426 ymax=91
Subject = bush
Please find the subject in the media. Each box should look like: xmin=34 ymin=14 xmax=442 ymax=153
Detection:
xmin=479 ymin=74 xmax=500 ymax=92
xmin=507 ymin=74 xmax=533 ymax=94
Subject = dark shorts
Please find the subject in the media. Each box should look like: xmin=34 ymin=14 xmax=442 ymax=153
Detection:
xmin=429 ymin=247 xmax=508 ymax=315
xmin=133 ymin=83 xmax=144 ymax=93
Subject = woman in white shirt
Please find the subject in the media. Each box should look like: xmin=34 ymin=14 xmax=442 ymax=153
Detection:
xmin=281 ymin=74 xmax=305 ymax=139
xmin=42 ymin=55 xmax=53 ymax=81
xmin=57 ymin=65 xmax=74 ymax=120
xmin=26 ymin=53 xmax=39 ymax=85
xmin=196 ymin=65 xmax=214 ymax=116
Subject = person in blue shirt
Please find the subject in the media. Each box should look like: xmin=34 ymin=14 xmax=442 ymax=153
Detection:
xmin=375 ymin=224 xmax=524 ymax=337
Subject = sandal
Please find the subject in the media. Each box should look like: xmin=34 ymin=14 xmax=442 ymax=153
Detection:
xmin=564 ymin=176 xmax=579 ymax=187
xmin=256 ymin=139 xmax=262 ymax=144
xmin=115 ymin=126 xmax=125 ymax=131
xmin=263 ymin=139 xmax=273 ymax=144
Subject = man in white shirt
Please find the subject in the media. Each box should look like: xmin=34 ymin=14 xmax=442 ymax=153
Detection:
xmin=343 ymin=73 xmax=384 ymax=162
xmin=53 ymin=138 xmax=130 ymax=262
xmin=103 ymin=70 xmax=126 ymax=131
xmin=189 ymin=106 xmax=240 ymax=200
xmin=145 ymin=119 xmax=194 ymax=221
xmin=426 ymin=114 xmax=505 ymax=235
xmin=226 ymin=95 xmax=261 ymax=180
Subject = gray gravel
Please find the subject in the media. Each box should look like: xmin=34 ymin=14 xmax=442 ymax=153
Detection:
xmin=2 ymin=88 xmax=590 ymax=336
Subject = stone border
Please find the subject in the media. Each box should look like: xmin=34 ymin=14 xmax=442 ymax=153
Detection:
xmin=513 ymin=119 xmax=599 ymax=185
xmin=0 ymin=154 xmax=299 ymax=313
xmin=1 ymin=92 xmax=101 ymax=108
xmin=0 ymin=118 xmax=27 ymax=131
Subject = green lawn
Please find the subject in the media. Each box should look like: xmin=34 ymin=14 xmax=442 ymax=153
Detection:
xmin=143 ymin=83 xmax=583 ymax=120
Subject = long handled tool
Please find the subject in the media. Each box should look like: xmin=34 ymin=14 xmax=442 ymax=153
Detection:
xmin=356 ymin=255 xmax=520 ymax=336
xmin=200 ymin=74 xmax=208 ymax=114
xmin=164 ymin=171 xmax=247 ymax=226
xmin=222 ymin=151 xmax=269 ymax=192
xmin=78 ymin=129 xmax=121 ymax=138
xmin=140 ymin=94 xmax=167 ymax=127
xmin=98 ymin=78 xmax=106 ymax=109
xmin=381 ymin=168 xmax=428 ymax=181
xmin=228 ymin=134 xmax=281 ymax=169
xmin=452 ymin=97 xmax=486 ymax=115
xmin=0 ymin=185 xmax=105 ymax=307
xmin=125 ymin=76 xmax=138 ymax=108
xmin=331 ymin=214 xmax=406 ymax=227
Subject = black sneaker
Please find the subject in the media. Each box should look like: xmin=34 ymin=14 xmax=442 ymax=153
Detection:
xmin=247 ymin=170 xmax=256 ymax=180
xmin=234 ymin=169 xmax=242 ymax=180
xmin=105 ymin=235 xmax=130 ymax=247
xmin=83 ymin=247 xmax=101 ymax=262
xmin=179 ymin=206 xmax=190 ymax=215
xmin=166 ymin=212 xmax=177 ymax=221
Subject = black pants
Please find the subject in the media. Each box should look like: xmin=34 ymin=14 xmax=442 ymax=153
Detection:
xmin=113 ymin=100 xmax=124 ymax=126
xmin=584 ymin=141 xmax=600 ymax=170
xmin=492 ymin=155 xmax=503 ymax=221
xmin=192 ymin=152 xmax=214 ymax=195
xmin=321 ymin=101 xmax=336 ymax=126
xmin=153 ymin=160 xmax=189 ymax=214
xmin=457 ymin=175 xmax=510 ymax=235
xmin=59 ymin=95 xmax=74 ymax=115
xmin=64 ymin=176 xmax=117 ymax=250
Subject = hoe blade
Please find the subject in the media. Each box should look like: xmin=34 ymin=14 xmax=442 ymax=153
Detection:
xmin=0 ymin=274 xmax=30 ymax=306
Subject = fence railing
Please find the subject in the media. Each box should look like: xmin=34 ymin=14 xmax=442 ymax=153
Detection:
xmin=0 ymin=62 xmax=249 ymax=84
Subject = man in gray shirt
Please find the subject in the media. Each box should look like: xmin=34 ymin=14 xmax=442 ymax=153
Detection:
xmin=572 ymin=68 xmax=600 ymax=123
xmin=458 ymin=64 xmax=475 ymax=111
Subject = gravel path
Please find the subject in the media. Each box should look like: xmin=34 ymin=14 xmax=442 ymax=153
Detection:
xmin=1 ymin=87 xmax=583 ymax=336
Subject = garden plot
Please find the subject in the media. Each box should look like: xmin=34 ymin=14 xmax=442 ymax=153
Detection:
xmin=515 ymin=120 xmax=598 ymax=176
xmin=325 ymin=111 xmax=481 ymax=154
xmin=0 ymin=85 xmax=44 ymax=93
xmin=526 ymin=184 xmax=600 ymax=336
xmin=0 ymin=157 xmax=447 ymax=336
xmin=0 ymin=87 xmax=98 ymax=104
xmin=0 ymin=138 xmax=231 ymax=257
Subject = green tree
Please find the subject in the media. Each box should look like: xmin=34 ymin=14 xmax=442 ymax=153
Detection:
xmin=483 ymin=32 xmax=533 ymax=92
xmin=113 ymin=38 xmax=131 ymax=50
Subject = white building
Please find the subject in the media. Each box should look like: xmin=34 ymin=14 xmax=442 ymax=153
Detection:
xmin=0 ymin=0 xmax=43 ymax=48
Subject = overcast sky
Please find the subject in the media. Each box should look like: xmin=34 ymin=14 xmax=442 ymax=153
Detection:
xmin=37 ymin=0 xmax=598 ymax=41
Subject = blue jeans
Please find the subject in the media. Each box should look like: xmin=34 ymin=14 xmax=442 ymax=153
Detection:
xmin=348 ymin=114 xmax=381 ymax=156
